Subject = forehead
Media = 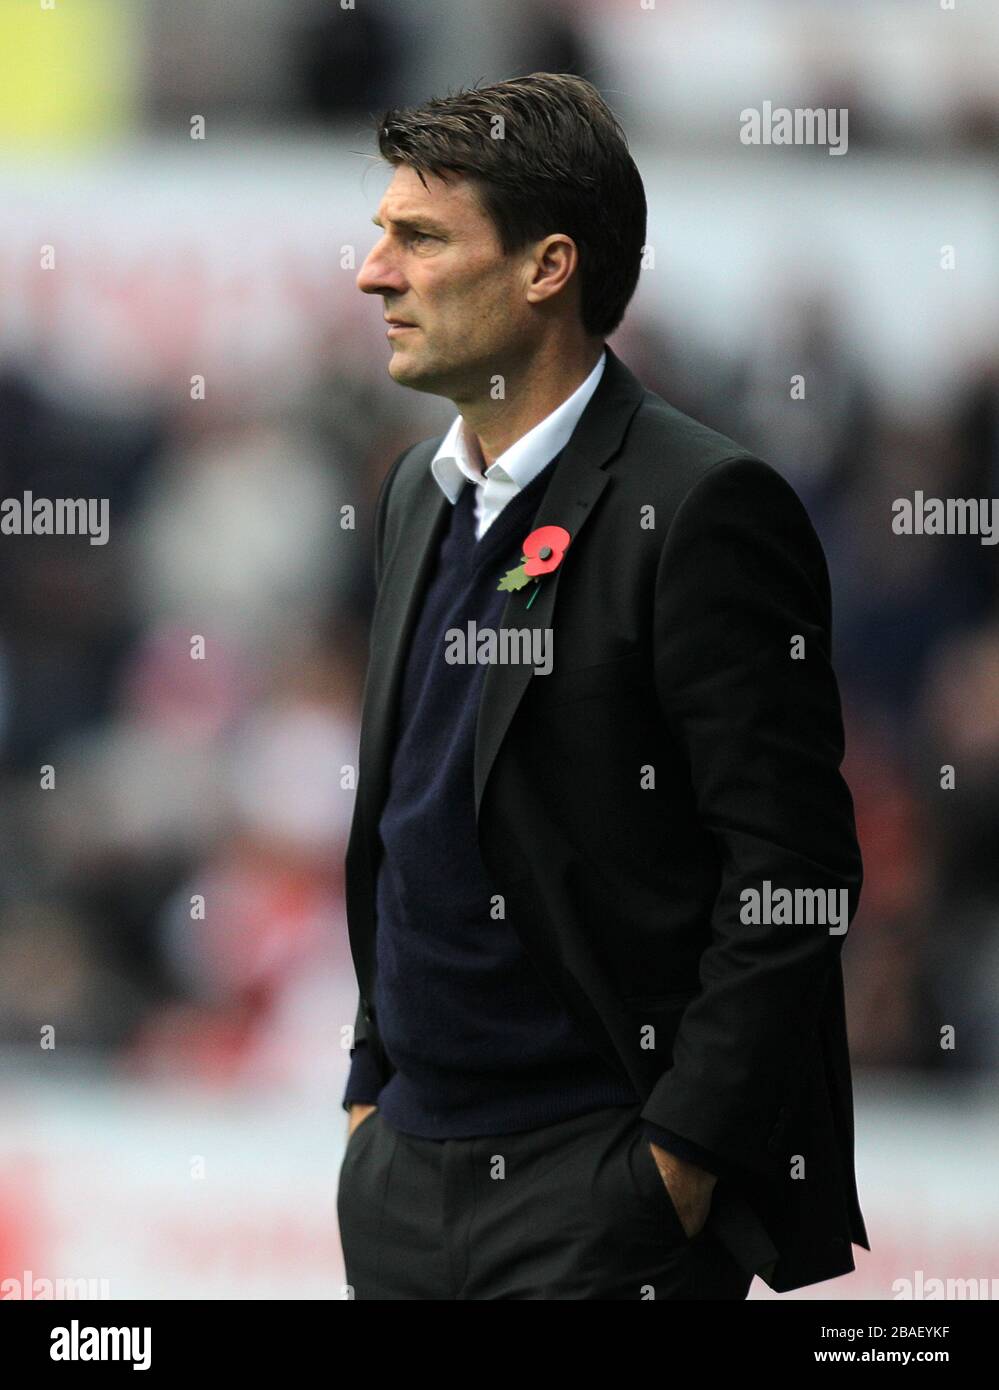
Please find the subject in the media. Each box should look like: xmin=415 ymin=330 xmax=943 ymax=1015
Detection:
xmin=374 ymin=164 xmax=491 ymax=231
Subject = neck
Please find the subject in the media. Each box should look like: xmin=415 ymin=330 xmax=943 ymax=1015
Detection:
xmin=455 ymin=338 xmax=604 ymax=470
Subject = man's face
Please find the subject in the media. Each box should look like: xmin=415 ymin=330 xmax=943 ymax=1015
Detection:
xmin=357 ymin=164 xmax=534 ymax=398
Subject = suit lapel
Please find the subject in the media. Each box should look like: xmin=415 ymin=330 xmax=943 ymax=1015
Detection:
xmin=353 ymin=465 xmax=450 ymax=871
xmin=473 ymin=346 xmax=646 ymax=818
xmin=472 ymin=456 xmax=609 ymax=820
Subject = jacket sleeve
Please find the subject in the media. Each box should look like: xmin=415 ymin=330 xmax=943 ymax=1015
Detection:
xmin=341 ymin=1038 xmax=385 ymax=1112
xmin=639 ymin=454 xmax=863 ymax=1178
xmin=641 ymin=1122 xmax=733 ymax=1181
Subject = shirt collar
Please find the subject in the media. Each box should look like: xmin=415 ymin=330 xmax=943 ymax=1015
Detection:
xmin=430 ymin=347 xmax=606 ymax=504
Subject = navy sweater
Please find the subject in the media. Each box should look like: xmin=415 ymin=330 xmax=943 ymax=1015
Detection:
xmin=342 ymin=454 xmax=733 ymax=1178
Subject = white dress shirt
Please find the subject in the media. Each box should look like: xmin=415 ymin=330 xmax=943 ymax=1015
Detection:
xmin=429 ymin=349 xmax=607 ymax=540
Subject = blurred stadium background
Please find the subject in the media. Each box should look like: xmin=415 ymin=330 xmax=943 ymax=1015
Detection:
xmin=0 ymin=0 xmax=997 ymax=1299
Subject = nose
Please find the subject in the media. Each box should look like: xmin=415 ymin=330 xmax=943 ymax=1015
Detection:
xmin=356 ymin=236 xmax=407 ymax=297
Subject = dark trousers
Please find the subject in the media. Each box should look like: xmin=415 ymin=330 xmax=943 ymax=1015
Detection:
xmin=337 ymin=1101 xmax=755 ymax=1300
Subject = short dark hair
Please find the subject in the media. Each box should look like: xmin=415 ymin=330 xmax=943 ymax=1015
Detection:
xmin=374 ymin=72 xmax=647 ymax=339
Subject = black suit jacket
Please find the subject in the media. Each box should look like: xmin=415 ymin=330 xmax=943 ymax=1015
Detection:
xmin=344 ymin=343 xmax=870 ymax=1293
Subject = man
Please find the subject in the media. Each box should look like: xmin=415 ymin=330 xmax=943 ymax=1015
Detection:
xmin=336 ymin=72 xmax=869 ymax=1299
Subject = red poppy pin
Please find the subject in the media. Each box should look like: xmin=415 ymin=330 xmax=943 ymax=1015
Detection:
xmin=498 ymin=525 xmax=571 ymax=610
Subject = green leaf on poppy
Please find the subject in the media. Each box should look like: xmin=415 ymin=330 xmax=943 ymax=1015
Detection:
xmin=497 ymin=562 xmax=531 ymax=592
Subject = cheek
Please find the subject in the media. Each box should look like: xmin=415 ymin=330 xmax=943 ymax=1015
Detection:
xmin=466 ymin=283 xmax=517 ymax=339
xmin=454 ymin=265 xmax=509 ymax=316
xmin=426 ymin=265 xmax=512 ymax=340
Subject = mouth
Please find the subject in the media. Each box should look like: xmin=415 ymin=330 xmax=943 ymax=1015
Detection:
xmin=386 ymin=323 xmax=418 ymax=337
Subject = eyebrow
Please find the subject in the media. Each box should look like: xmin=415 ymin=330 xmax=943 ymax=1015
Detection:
xmin=371 ymin=214 xmax=449 ymax=236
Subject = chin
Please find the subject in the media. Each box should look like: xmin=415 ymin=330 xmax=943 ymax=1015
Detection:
xmin=388 ymin=352 xmax=443 ymax=394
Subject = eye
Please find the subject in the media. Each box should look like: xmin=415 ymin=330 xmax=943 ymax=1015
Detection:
xmin=409 ymin=231 xmax=437 ymax=245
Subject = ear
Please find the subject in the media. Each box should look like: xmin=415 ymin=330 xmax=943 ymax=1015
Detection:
xmin=525 ymin=234 xmax=579 ymax=307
